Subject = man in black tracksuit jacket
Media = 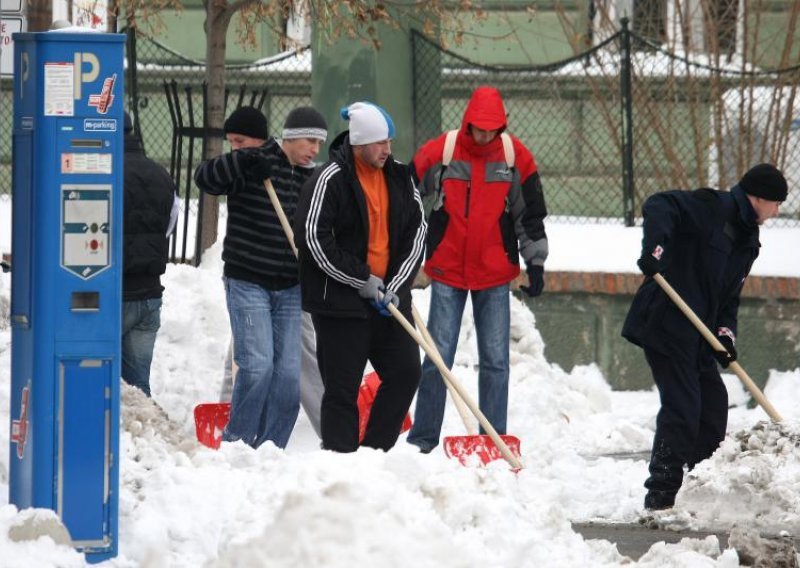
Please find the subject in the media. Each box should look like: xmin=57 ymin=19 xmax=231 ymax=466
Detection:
xmin=123 ymin=113 xmax=178 ymax=397
xmin=622 ymin=163 xmax=788 ymax=510
xmin=294 ymin=102 xmax=426 ymax=453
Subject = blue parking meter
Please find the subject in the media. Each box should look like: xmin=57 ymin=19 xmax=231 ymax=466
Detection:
xmin=9 ymin=31 xmax=125 ymax=563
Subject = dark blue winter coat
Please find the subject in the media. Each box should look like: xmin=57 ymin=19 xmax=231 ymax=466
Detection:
xmin=622 ymin=186 xmax=760 ymax=363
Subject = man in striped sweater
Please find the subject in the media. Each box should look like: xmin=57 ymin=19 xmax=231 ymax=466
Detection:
xmin=194 ymin=105 xmax=327 ymax=449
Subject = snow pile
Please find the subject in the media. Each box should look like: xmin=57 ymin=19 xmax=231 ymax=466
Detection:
xmin=679 ymin=418 xmax=800 ymax=533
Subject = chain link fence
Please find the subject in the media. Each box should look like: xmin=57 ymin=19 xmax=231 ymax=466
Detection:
xmin=3 ymin=25 xmax=798 ymax=231
xmin=0 ymin=76 xmax=11 ymax=204
xmin=125 ymin=28 xmax=311 ymax=262
xmin=126 ymin=28 xmax=311 ymax=172
xmin=412 ymin=26 xmax=800 ymax=227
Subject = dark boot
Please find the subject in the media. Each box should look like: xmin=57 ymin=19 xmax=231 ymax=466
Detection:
xmin=644 ymin=438 xmax=684 ymax=510
xmin=644 ymin=489 xmax=676 ymax=510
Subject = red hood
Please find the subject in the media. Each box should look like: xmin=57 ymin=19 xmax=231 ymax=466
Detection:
xmin=460 ymin=86 xmax=507 ymax=133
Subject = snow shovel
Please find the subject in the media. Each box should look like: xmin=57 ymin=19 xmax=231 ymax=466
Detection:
xmin=388 ymin=302 xmax=523 ymax=469
xmin=358 ymin=371 xmax=413 ymax=442
xmin=194 ymin=402 xmax=231 ymax=449
xmin=410 ymin=306 xmax=522 ymax=467
xmin=653 ymin=273 xmax=783 ymax=422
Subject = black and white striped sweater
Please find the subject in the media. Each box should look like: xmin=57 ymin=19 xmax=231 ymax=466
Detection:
xmin=194 ymin=138 xmax=314 ymax=290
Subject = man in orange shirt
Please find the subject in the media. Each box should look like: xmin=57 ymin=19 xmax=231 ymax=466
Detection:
xmin=294 ymin=102 xmax=427 ymax=452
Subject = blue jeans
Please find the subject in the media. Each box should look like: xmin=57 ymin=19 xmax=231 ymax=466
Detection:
xmin=222 ymin=277 xmax=301 ymax=449
xmin=122 ymin=298 xmax=162 ymax=397
xmin=407 ymin=281 xmax=510 ymax=452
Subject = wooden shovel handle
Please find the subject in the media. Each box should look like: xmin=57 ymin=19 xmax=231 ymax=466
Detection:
xmin=653 ymin=273 xmax=782 ymax=422
xmin=264 ymin=179 xmax=298 ymax=257
xmin=411 ymin=305 xmax=477 ymax=435
xmin=388 ymin=303 xmax=523 ymax=469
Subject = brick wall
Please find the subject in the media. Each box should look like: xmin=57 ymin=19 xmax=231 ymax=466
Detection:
xmin=544 ymin=271 xmax=800 ymax=300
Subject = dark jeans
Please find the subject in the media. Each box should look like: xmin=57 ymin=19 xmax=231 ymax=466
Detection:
xmin=644 ymin=347 xmax=728 ymax=504
xmin=122 ymin=298 xmax=162 ymax=397
xmin=407 ymin=281 xmax=510 ymax=452
xmin=312 ymin=309 xmax=421 ymax=453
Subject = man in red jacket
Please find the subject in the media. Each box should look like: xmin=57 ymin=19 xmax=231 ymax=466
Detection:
xmin=407 ymin=86 xmax=548 ymax=453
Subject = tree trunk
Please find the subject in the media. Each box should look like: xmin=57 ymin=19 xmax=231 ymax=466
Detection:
xmin=107 ymin=0 xmax=119 ymax=33
xmin=27 ymin=0 xmax=53 ymax=31
xmin=199 ymin=3 xmax=234 ymax=255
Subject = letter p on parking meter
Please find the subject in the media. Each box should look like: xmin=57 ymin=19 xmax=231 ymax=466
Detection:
xmin=10 ymin=31 xmax=125 ymax=563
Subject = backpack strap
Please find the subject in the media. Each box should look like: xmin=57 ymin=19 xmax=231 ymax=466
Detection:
xmin=442 ymin=129 xmax=458 ymax=166
xmin=499 ymin=132 xmax=515 ymax=168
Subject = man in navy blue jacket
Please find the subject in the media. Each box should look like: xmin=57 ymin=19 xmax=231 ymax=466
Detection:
xmin=623 ymin=163 xmax=788 ymax=510
xmin=122 ymin=112 xmax=178 ymax=397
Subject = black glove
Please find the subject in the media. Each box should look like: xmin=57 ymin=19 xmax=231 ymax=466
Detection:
xmin=713 ymin=333 xmax=737 ymax=368
xmin=520 ymin=264 xmax=544 ymax=297
xmin=242 ymin=150 xmax=271 ymax=182
xmin=637 ymin=246 xmax=663 ymax=277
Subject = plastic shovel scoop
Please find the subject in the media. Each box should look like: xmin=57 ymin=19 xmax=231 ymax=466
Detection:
xmin=194 ymin=402 xmax=231 ymax=449
xmin=357 ymin=371 xmax=413 ymax=443
xmin=193 ymin=371 xmax=411 ymax=449
xmin=443 ymin=434 xmax=522 ymax=467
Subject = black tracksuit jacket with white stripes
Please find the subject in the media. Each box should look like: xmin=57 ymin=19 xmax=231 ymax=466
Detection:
xmin=294 ymin=134 xmax=426 ymax=318
xmin=194 ymin=138 xmax=313 ymax=290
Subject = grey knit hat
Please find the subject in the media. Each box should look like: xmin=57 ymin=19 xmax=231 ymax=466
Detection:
xmin=282 ymin=106 xmax=327 ymax=141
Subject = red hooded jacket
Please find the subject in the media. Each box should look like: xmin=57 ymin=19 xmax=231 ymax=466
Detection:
xmin=412 ymin=86 xmax=548 ymax=290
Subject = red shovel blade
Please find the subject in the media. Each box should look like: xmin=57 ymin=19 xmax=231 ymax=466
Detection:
xmin=194 ymin=402 xmax=231 ymax=449
xmin=357 ymin=371 xmax=413 ymax=443
xmin=194 ymin=371 xmax=413 ymax=449
xmin=443 ymin=434 xmax=522 ymax=467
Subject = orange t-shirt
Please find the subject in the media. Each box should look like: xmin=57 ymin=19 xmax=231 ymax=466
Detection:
xmin=355 ymin=155 xmax=390 ymax=279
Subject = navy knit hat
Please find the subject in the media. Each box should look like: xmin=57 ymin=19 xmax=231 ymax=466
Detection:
xmin=739 ymin=163 xmax=788 ymax=202
xmin=282 ymin=106 xmax=327 ymax=141
xmin=223 ymin=106 xmax=268 ymax=140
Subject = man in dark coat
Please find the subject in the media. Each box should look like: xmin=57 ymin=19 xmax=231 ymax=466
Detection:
xmin=294 ymin=102 xmax=426 ymax=453
xmin=622 ymin=163 xmax=788 ymax=510
xmin=122 ymin=112 xmax=178 ymax=397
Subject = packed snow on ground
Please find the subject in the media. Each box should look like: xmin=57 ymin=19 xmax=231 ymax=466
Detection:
xmin=0 ymin=204 xmax=799 ymax=566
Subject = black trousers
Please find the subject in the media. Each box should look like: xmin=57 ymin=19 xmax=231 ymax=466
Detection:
xmin=644 ymin=346 xmax=728 ymax=495
xmin=312 ymin=308 xmax=421 ymax=453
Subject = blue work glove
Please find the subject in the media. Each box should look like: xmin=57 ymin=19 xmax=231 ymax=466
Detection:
xmin=637 ymin=245 xmax=664 ymax=276
xmin=520 ymin=264 xmax=544 ymax=297
xmin=370 ymin=289 xmax=399 ymax=317
xmin=713 ymin=332 xmax=737 ymax=369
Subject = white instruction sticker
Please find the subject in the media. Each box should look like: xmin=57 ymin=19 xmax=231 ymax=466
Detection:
xmin=44 ymin=62 xmax=75 ymax=116
xmin=61 ymin=153 xmax=112 ymax=174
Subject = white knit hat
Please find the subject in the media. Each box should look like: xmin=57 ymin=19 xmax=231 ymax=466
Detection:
xmin=340 ymin=102 xmax=395 ymax=145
